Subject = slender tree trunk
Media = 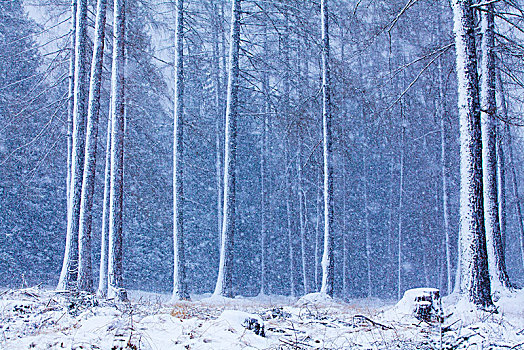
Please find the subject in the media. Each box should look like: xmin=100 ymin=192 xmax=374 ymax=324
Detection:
xmin=438 ymin=60 xmax=452 ymax=295
xmin=397 ymin=122 xmax=405 ymax=300
xmin=286 ymin=156 xmax=296 ymax=297
xmin=214 ymin=0 xmax=241 ymax=298
xmin=480 ymin=3 xmax=511 ymax=291
xmin=497 ymin=74 xmax=524 ymax=270
xmin=497 ymin=124 xmax=507 ymax=252
xmin=362 ymin=147 xmax=372 ymax=298
xmin=320 ymin=0 xmax=334 ymax=297
xmin=58 ymin=0 xmax=88 ymax=291
xmin=97 ymin=111 xmax=112 ymax=297
xmin=259 ymin=22 xmax=269 ymax=296
xmin=77 ymin=0 xmax=108 ymax=293
xmin=452 ymin=0 xmax=492 ymax=308
xmin=211 ymin=0 xmax=223 ymax=249
xmin=66 ymin=0 xmax=77 ymax=218
xmin=172 ymin=0 xmax=189 ymax=301
xmin=314 ymin=170 xmax=322 ymax=291
xmin=297 ymin=149 xmax=308 ymax=295
xmin=107 ymin=0 xmax=127 ymax=301
xmin=342 ymin=172 xmax=348 ymax=298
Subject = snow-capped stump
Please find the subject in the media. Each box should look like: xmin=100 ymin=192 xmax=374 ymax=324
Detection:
xmin=395 ymin=288 xmax=442 ymax=322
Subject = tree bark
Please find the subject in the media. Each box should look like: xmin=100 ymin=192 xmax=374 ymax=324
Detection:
xmin=214 ymin=0 xmax=241 ymax=298
xmin=452 ymin=0 xmax=493 ymax=308
xmin=480 ymin=2 xmax=511 ymax=291
xmin=107 ymin=0 xmax=127 ymax=301
xmin=77 ymin=0 xmax=108 ymax=293
xmin=58 ymin=0 xmax=88 ymax=291
xmin=320 ymin=0 xmax=334 ymax=298
xmin=172 ymin=0 xmax=190 ymax=301
xmin=97 ymin=111 xmax=112 ymax=297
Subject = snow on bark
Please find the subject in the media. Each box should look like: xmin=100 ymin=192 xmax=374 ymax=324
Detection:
xmin=66 ymin=0 xmax=77 ymax=220
xmin=214 ymin=0 xmax=241 ymax=298
xmin=77 ymin=0 xmax=108 ymax=293
xmin=172 ymin=0 xmax=190 ymax=301
xmin=58 ymin=0 xmax=88 ymax=292
xmin=97 ymin=113 xmax=112 ymax=298
xmin=297 ymin=149 xmax=308 ymax=295
xmin=320 ymin=0 xmax=334 ymax=298
xmin=107 ymin=0 xmax=127 ymax=301
xmin=480 ymin=3 xmax=511 ymax=291
xmin=452 ymin=0 xmax=492 ymax=308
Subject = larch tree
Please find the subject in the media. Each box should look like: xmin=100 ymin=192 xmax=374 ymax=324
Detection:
xmin=97 ymin=112 xmax=112 ymax=297
xmin=107 ymin=0 xmax=127 ymax=301
xmin=320 ymin=0 xmax=334 ymax=298
xmin=172 ymin=0 xmax=190 ymax=301
xmin=452 ymin=0 xmax=492 ymax=308
xmin=58 ymin=0 xmax=89 ymax=291
xmin=77 ymin=0 xmax=108 ymax=293
xmin=479 ymin=2 xmax=511 ymax=291
xmin=214 ymin=0 xmax=241 ymax=298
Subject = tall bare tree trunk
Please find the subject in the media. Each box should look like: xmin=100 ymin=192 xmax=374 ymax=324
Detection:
xmin=452 ymin=0 xmax=492 ymax=308
xmin=297 ymin=149 xmax=308 ymax=295
xmin=480 ymin=2 xmax=511 ymax=291
xmin=97 ymin=111 xmax=111 ymax=297
xmin=58 ymin=0 xmax=88 ymax=291
xmin=497 ymin=73 xmax=524 ymax=271
xmin=77 ymin=0 xmax=108 ymax=293
xmin=172 ymin=0 xmax=189 ymax=301
xmin=320 ymin=0 xmax=334 ymax=298
xmin=214 ymin=0 xmax=241 ymax=298
xmin=107 ymin=0 xmax=127 ymax=301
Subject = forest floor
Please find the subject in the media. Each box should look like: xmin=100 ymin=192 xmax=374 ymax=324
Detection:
xmin=1 ymin=286 xmax=523 ymax=349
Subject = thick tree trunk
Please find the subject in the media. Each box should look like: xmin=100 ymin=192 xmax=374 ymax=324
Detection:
xmin=58 ymin=0 xmax=88 ymax=291
xmin=214 ymin=0 xmax=240 ymax=298
xmin=172 ymin=0 xmax=189 ymax=301
xmin=77 ymin=0 xmax=108 ymax=293
xmin=320 ymin=0 xmax=334 ymax=298
xmin=107 ymin=0 xmax=127 ymax=301
xmin=97 ymin=112 xmax=112 ymax=297
xmin=480 ymin=3 xmax=511 ymax=291
xmin=452 ymin=0 xmax=493 ymax=308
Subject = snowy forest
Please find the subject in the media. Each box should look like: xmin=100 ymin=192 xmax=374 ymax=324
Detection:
xmin=2 ymin=0 xmax=524 ymax=348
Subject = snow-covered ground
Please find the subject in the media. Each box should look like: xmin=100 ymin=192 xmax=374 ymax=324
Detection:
xmin=1 ymin=286 xmax=523 ymax=349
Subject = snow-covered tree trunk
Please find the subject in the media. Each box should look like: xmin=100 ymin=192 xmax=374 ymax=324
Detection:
xmin=342 ymin=173 xmax=348 ymax=298
xmin=452 ymin=0 xmax=492 ymax=307
xmin=362 ymin=147 xmax=372 ymax=298
xmin=497 ymin=74 xmax=524 ymax=270
xmin=496 ymin=123 xmax=507 ymax=251
xmin=107 ymin=0 xmax=127 ymax=301
xmin=397 ymin=122 xmax=405 ymax=300
xmin=172 ymin=0 xmax=189 ymax=301
xmin=259 ymin=23 xmax=269 ymax=296
xmin=438 ymin=55 xmax=452 ymax=295
xmin=320 ymin=0 xmax=334 ymax=298
xmin=58 ymin=0 xmax=89 ymax=291
xmin=66 ymin=0 xmax=77 ymax=217
xmin=97 ymin=112 xmax=111 ymax=297
xmin=77 ymin=0 xmax=108 ymax=293
xmin=214 ymin=0 xmax=241 ymax=298
xmin=297 ymin=149 xmax=308 ymax=295
xmin=314 ymin=170 xmax=321 ymax=291
xmin=286 ymin=158 xmax=296 ymax=297
xmin=212 ymin=0 xmax=223 ymax=250
xmin=480 ymin=2 xmax=511 ymax=291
